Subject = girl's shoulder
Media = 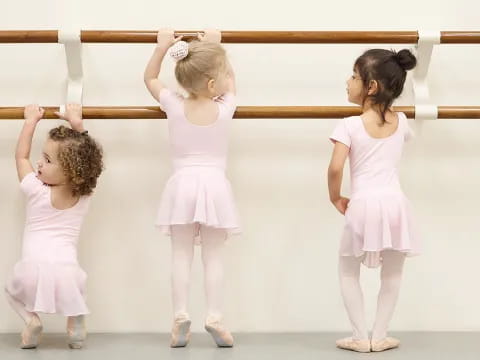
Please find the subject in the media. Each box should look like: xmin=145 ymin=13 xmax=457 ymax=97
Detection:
xmin=330 ymin=116 xmax=362 ymax=147
xmin=20 ymin=172 xmax=47 ymax=199
xmin=159 ymin=88 xmax=184 ymax=100
xmin=215 ymin=92 xmax=237 ymax=118
xmin=343 ymin=115 xmax=364 ymax=132
xmin=74 ymin=194 xmax=91 ymax=212
xmin=395 ymin=111 xmax=407 ymax=123
xmin=158 ymin=88 xmax=185 ymax=113
xmin=215 ymin=92 xmax=235 ymax=104
xmin=395 ymin=111 xmax=414 ymax=141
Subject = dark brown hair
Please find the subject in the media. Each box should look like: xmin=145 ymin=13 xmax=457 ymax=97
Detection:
xmin=49 ymin=126 xmax=104 ymax=196
xmin=354 ymin=48 xmax=417 ymax=123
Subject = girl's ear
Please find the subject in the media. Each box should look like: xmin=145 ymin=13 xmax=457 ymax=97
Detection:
xmin=207 ymin=78 xmax=216 ymax=92
xmin=367 ymin=80 xmax=378 ymax=96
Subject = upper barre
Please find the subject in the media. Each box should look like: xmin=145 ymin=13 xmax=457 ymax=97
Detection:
xmin=0 ymin=30 xmax=479 ymax=43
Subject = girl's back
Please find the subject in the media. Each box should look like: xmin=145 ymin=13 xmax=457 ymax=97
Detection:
xmin=159 ymin=89 xmax=236 ymax=170
xmin=331 ymin=112 xmax=413 ymax=193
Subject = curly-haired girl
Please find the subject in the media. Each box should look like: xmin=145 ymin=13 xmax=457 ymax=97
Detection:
xmin=5 ymin=104 xmax=103 ymax=350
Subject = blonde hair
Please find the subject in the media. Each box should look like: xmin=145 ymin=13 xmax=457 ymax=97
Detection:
xmin=174 ymin=41 xmax=227 ymax=95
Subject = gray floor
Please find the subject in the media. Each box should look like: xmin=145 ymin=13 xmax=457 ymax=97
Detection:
xmin=0 ymin=333 xmax=477 ymax=360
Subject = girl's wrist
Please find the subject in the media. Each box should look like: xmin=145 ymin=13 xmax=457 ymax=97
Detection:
xmin=156 ymin=43 xmax=170 ymax=51
xmin=73 ymin=125 xmax=85 ymax=133
xmin=24 ymin=118 xmax=39 ymax=125
xmin=330 ymin=195 xmax=340 ymax=203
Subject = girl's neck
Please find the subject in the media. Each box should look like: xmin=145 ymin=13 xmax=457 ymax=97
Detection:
xmin=361 ymin=100 xmax=393 ymax=119
xmin=51 ymin=183 xmax=76 ymax=199
xmin=49 ymin=183 xmax=80 ymax=210
xmin=188 ymin=93 xmax=214 ymax=102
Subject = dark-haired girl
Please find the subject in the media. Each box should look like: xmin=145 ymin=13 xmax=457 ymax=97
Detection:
xmin=328 ymin=49 xmax=420 ymax=352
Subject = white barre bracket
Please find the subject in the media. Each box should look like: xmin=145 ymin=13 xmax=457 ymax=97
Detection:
xmin=413 ymin=30 xmax=440 ymax=121
xmin=58 ymin=28 xmax=83 ymax=114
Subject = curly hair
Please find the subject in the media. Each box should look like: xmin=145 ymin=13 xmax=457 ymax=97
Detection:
xmin=48 ymin=126 xmax=104 ymax=196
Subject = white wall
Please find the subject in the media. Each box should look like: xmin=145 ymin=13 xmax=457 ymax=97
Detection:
xmin=1 ymin=0 xmax=479 ymax=333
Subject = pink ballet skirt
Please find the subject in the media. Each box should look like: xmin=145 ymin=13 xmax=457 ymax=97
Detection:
xmin=7 ymin=261 xmax=88 ymax=316
xmin=156 ymin=166 xmax=240 ymax=235
xmin=155 ymin=89 xmax=241 ymax=239
xmin=5 ymin=172 xmax=90 ymax=316
xmin=330 ymin=113 xmax=420 ymax=268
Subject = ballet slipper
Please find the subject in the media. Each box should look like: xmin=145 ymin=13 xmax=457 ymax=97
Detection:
xmin=67 ymin=316 xmax=87 ymax=349
xmin=371 ymin=337 xmax=400 ymax=352
xmin=21 ymin=314 xmax=43 ymax=349
xmin=204 ymin=315 xmax=234 ymax=348
xmin=170 ymin=313 xmax=191 ymax=348
xmin=335 ymin=337 xmax=371 ymax=353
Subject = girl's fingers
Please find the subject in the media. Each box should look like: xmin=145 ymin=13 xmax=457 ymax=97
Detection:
xmin=173 ymin=35 xmax=184 ymax=44
xmin=54 ymin=111 xmax=65 ymax=119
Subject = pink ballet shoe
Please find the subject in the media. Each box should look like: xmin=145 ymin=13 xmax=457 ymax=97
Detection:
xmin=204 ymin=316 xmax=234 ymax=348
xmin=67 ymin=316 xmax=87 ymax=349
xmin=336 ymin=337 xmax=371 ymax=353
xmin=170 ymin=313 xmax=191 ymax=348
xmin=371 ymin=337 xmax=400 ymax=352
xmin=21 ymin=314 xmax=43 ymax=349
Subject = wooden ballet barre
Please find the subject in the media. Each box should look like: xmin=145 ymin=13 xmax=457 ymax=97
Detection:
xmin=0 ymin=31 xmax=479 ymax=44
xmin=0 ymin=106 xmax=479 ymax=119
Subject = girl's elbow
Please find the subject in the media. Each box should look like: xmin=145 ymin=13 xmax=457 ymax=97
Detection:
xmin=328 ymin=165 xmax=342 ymax=177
